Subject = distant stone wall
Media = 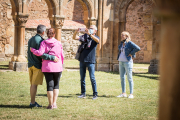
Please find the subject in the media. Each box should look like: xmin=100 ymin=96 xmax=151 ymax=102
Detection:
xmin=0 ymin=0 xmax=14 ymax=61
xmin=25 ymin=28 xmax=81 ymax=60
xmin=63 ymin=0 xmax=89 ymax=20
xmin=126 ymin=0 xmax=155 ymax=63
xmin=28 ymin=0 xmax=49 ymax=20
xmin=61 ymin=30 xmax=81 ymax=59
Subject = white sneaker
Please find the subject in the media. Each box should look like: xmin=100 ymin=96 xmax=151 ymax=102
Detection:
xmin=128 ymin=94 xmax=134 ymax=98
xmin=117 ymin=94 xmax=127 ymax=98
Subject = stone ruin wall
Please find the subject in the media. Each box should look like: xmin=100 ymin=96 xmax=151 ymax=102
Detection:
xmin=28 ymin=0 xmax=49 ymax=20
xmin=24 ymin=0 xmax=85 ymax=59
xmin=126 ymin=0 xmax=155 ymax=63
xmin=0 ymin=0 xmax=14 ymax=61
xmin=0 ymin=0 xmax=156 ymax=63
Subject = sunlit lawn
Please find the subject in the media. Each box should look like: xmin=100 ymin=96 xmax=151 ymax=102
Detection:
xmin=0 ymin=61 xmax=159 ymax=119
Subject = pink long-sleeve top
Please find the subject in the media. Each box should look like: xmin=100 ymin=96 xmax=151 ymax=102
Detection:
xmin=31 ymin=37 xmax=64 ymax=72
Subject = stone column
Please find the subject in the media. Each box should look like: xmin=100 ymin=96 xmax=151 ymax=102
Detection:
xmin=9 ymin=14 xmax=29 ymax=71
xmin=157 ymin=1 xmax=180 ymax=119
xmin=148 ymin=18 xmax=161 ymax=74
xmin=17 ymin=14 xmax=29 ymax=62
xmin=96 ymin=0 xmax=103 ymax=70
xmin=11 ymin=16 xmax=19 ymax=62
xmin=50 ymin=15 xmax=65 ymax=41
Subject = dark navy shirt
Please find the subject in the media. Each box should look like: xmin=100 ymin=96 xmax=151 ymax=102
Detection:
xmin=79 ymin=35 xmax=99 ymax=64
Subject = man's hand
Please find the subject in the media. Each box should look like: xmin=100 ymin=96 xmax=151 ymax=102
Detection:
xmin=54 ymin=56 xmax=59 ymax=62
xmin=128 ymin=54 xmax=132 ymax=57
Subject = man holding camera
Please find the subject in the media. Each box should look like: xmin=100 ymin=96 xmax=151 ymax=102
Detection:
xmin=73 ymin=25 xmax=99 ymax=100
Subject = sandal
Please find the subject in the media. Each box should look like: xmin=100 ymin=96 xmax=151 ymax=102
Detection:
xmin=53 ymin=104 xmax=57 ymax=109
xmin=47 ymin=105 xmax=53 ymax=109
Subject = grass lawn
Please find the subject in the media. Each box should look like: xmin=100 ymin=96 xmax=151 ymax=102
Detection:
xmin=0 ymin=61 xmax=159 ymax=120
xmin=0 ymin=61 xmax=9 ymax=69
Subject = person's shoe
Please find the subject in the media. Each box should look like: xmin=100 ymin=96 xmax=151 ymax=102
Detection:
xmin=47 ymin=105 xmax=53 ymax=109
xmin=29 ymin=102 xmax=42 ymax=108
xmin=53 ymin=104 xmax=57 ymax=109
xmin=117 ymin=94 xmax=127 ymax=98
xmin=128 ymin=94 xmax=134 ymax=98
xmin=92 ymin=95 xmax=98 ymax=100
xmin=78 ymin=94 xmax=86 ymax=98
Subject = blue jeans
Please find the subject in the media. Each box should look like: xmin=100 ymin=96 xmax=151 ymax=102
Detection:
xmin=80 ymin=62 xmax=98 ymax=96
xmin=119 ymin=61 xmax=133 ymax=94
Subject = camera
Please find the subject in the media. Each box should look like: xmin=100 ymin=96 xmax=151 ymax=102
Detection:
xmin=79 ymin=28 xmax=86 ymax=32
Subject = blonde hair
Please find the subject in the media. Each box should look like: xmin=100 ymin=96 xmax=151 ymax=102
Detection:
xmin=121 ymin=31 xmax=131 ymax=42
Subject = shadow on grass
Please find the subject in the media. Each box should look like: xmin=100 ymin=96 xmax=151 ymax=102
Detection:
xmin=0 ymin=104 xmax=30 ymax=109
xmin=37 ymin=94 xmax=74 ymax=98
xmin=0 ymin=65 xmax=9 ymax=69
xmin=37 ymin=94 xmax=116 ymax=98
xmin=103 ymin=71 xmax=159 ymax=80
xmin=133 ymin=72 xmax=159 ymax=80
xmin=75 ymin=94 xmax=115 ymax=98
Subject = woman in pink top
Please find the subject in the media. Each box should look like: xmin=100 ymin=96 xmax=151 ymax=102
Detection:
xmin=31 ymin=28 xmax=64 ymax=109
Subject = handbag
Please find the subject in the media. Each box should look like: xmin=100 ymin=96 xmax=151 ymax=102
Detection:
xmin=75 ymin=45 xmax=81 ymax=60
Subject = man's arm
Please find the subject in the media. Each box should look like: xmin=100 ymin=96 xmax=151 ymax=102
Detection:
xmin=40 ymin=54 xmax=59 ymax=62
xmin=87 ymin=33 xmax=99 ymax=43
xmin=83 ymin=28 xmax=99 ymax=43
xmin=72 ymin=29 xmax=80 ymax=40
xmin=40 ymin=53 xmax=54 ymax=60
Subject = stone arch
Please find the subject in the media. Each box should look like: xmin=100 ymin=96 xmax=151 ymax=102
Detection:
xmin=61 ymin=0 xmax=94 ymax=27
xmin=27 ymin=0 xmax=59 ymax=18
xmin=114 ymin=0 xmax=134 ymax=23
xmin=9 ymin=0 xmax=18 ymax=16
xmin=62 ymin=0 xmax=94 ymax=19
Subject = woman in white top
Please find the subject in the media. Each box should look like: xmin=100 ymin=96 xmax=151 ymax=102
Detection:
xmin=117 ymin=31 xmax=140 ymax=98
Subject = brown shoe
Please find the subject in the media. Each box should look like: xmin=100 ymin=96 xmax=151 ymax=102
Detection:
xmin=47 ymin=105 xmax=53 ymax=109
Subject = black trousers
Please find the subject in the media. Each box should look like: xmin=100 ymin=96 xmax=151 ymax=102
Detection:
xmin=43 ymin=72 xmax=62 ymax=91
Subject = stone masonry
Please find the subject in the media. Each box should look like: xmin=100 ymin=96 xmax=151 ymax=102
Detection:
xmin=0 ymin=0 xmax=14 ymax=61
xmin=0 ymin=0 xmax=161 ymax=72
xmin=126 ymin=0 xmax=155 ymax=63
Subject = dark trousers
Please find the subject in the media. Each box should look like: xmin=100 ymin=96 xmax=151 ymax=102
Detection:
xmin=80 ymin=62 xmax=98 ymax=96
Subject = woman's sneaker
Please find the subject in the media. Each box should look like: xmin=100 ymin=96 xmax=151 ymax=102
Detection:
xmin=117 ymin=94 xmax=127 ymax=98
xmin=128 ymin=94 xmax=134 ymax=98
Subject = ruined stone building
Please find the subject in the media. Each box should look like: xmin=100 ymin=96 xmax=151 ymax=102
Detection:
xmin=0 ymin=0 xmax=160 ymax=73
xmin=1 ymin=0 xmax=180 ymax=118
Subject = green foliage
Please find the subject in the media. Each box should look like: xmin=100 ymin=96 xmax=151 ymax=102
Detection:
xmin=0 ymin=69 xmax=159 ymax=119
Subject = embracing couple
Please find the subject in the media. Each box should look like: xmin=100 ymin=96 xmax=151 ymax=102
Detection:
xmin=27 ymin=25 xmax=64 ymax=109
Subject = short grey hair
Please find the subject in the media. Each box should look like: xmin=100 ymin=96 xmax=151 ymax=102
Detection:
xmin=90 ymin=25 xmax=97 ymax=31
xmin=37 ymin=24 xmax=46 ymax=34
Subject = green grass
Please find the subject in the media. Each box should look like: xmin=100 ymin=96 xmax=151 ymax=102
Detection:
xmin=0 ymin=61 xmax=158 ymax=119
xmin=0 ymin=65 xmax=159 ymax=119
xmin=0 ymin=61 xmax=9 ymax=69
xmin=64 ymin=60 xmax=79 ymax=68
xmin=133 ymin=63 xmax=149 ymax=68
